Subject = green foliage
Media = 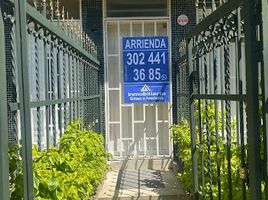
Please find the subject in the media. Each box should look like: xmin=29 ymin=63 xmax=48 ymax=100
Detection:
xmin=9 ymin=120 xmax=110 ymax=200
xmin=172 ymin=103 xmax=250 ymax=199
xmin=9 ymin=144 xmax=24 ymax=199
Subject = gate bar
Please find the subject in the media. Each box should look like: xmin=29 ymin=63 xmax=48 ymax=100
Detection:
xmin=236 ymin=7 xmax=247 ymax=199
xmin=15 ymin=0 xmax=34 ymax=199
xmin=244 ymin=0 xmax=262 ymax=198
xmin=188 ymin=39 xmax=199 ymax=199
xmin=261 ymin=0 xmax=268 ymax=197
xmin=0 ymin=0 xmax=10 ymax=199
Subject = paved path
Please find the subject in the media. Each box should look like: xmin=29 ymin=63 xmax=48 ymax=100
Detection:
xmin=94 ymin=158 xmax=190 ymax=200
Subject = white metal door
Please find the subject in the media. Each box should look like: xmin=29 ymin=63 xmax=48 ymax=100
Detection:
xmin=105 ymin=20 xmax=172 ymax=157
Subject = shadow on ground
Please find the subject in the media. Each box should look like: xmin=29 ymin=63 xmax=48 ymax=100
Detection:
xmin=93 ymin=158 xmax=190 ymax=200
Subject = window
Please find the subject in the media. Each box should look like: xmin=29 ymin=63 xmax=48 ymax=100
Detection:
xmin=106 ymin=0 xmax=168 ymax=17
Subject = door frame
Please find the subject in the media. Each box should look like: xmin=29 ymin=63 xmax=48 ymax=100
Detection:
xmin=103 ymin=0 xmax=173 ymax=158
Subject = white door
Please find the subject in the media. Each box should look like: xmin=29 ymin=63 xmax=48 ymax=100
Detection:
xmin=105 ymin=20 xmax=172 ymax=158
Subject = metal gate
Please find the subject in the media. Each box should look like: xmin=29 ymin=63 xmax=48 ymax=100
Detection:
xmin=104 ymin=20 xmax=172 ymax=157
xmin=0 ymin=0 xmax=101 ymax=199
xmin=177 ymin=0 xmax=268 ymax=199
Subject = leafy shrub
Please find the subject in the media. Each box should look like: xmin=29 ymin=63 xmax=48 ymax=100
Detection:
xmin=9 ymin=144 xmax=23 ymax=199
xmin=9 ymin=120 xmax=110 ymax=200
xmin=172 ymin=103 xmax=250 ymax=199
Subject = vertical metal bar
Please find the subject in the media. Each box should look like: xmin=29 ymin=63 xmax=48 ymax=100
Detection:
xmin=62 ymin=46 xmax=67 ymax=128
xmin=224 ymin=39 xmax=233 ymax=200
xmin=72 ymin=53 xmax=75 ymax=119
xmin=197 ymin=54 xmax=205 ymax=198
xmin=87 ymin=64 xmax=90 ymax=99
xmin=81 ymin=59 xmax=85 ymax=122
xmin=78 ymin=58 xmax=81 ymax=119
xmin=48 ymin=42 xmax=52 ymax=145
xmin=154 ymin=21 xmax=159 ymax=156
xmin=244 ymin=0 xmax=262 ymax=198
xmin=10 ymin=16 xmax=18 ymax=145
xmin=68 ymin=51 xmax=72 ymax=121
xmin=198 ymin=100 xmax=205 ymax=198
xmin=213 ymin=49 xmax=221 ymax=200
xmin=261 ymin=0 xmax=268 ymax=197
xmin=234 ymin=26 xmax=241 ymax=147
xmin=201 ymin=3 xmax=213 ymax=194
xmin=75 ymin=55 xmax=79 ymax=119
xmin=57 ymin=43 xmax=63 ymax=137
xmin=97 ymin=54 xmax=101 ymax=132
xmin=220 ymin=46 xmax=225 ymax=140
xmin=51 ymin=39 xmax=57 ymax=146
xmin=34 ymin=33 xmax=42 ymax=150
xmin=41 ymin=3 xmax=49 ymax=148
xmin=210 ymin=6 xmax=221 ymax=198
xmin=44 ymin=33 xmax=50 ymax=149
xmin=84 ymin=64 xmax=87 ymax=125
xmin=84 ymin=63 xmax=88 ymax=123
xmin=204 ymin=52 xmax=213 ymax=200
xmin=236 ymin=7 xmax=247 ymax=199
xmin=78 ymin=57 xmax=81 ymax=120
xmin=176 ymin=65 xmax=180 ymax=121
xmin=212 ymin=0 xmax=221 ymax=190
xmin=0 ymin=1 xmax=9 ymax=199
xmin=76 ymin=56 xmax=80 ymax=120
xmin=235 ymin=28 xmax=240 ymax=145
xmin=72 ymin=54 xmax=76 ymax=119
xmin=77 ymin=59 xmax=80 ymax=121
xmin=188 ymin=38 xmax=199 ymax=199
xmin=209 ymin=52 xmax=213 ymax=94
xmin=14 ymin=0 xmax=34 ymax=199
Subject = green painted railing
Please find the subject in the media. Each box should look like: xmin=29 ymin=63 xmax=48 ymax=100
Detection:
xmin=176 ymin=0 xmax=268 ymax=199
xmin=0 ymin=0 xmax=101 ymax=199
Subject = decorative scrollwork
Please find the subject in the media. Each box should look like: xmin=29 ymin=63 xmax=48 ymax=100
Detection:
xmin=192 ymin=12 xmax=242 ymax=59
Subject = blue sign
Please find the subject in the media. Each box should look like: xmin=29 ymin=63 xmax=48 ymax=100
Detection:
xmin=123 ymin=36 xmax=170 ymax=103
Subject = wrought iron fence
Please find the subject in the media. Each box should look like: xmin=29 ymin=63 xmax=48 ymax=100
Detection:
xmin=177 ymin=0 xmax=268 ymax=199
xmin=0 ymin=0 xmax=101 ymax=199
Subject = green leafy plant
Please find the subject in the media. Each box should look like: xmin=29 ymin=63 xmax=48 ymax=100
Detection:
xmin=9 ymin=144 xmax=24 ymax=199
xmin=9 ymin=120 xmax=110 ymax=200
xmin=172 ymin=103 xmax=251 ymax=199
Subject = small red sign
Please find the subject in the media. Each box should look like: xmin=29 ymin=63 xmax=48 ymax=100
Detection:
xmin=177 ymin=14 xmax=189 ymax=26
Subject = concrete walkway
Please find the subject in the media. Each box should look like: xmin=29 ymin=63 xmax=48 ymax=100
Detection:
xmin=94 ymin=158 xmax=190 ymax=200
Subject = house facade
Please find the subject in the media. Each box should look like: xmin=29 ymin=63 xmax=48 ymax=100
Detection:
xmin=77 ymin=0 xmax=196 ymax=157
